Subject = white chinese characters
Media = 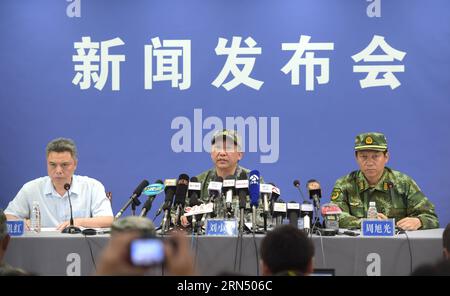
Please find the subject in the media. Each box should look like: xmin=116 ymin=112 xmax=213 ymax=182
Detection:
xmin=281 ymin=35 xmax=334 ymax=91
xmin=72 ymin=35 xmax=406 ymax=92
xmin=72 ymin=37 xmax=125 ymax=91
xmin=144 ymin=37 xmax=191 ymax=90
xmin=352 ymin=35 xmax=406 ymax=90
xmin=212 ymin=36 xmax=263 ymax=91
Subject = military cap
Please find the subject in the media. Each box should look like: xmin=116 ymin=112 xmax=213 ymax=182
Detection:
xmin=211 ymin=129 xmax=242 ymax=148
xmin=111 ymin=216 xmax=156 ymax=237
xmin=354 ymin=132 xmax=388 ymax=152
xmin=0 ymin=209 xmax=7 ymax=240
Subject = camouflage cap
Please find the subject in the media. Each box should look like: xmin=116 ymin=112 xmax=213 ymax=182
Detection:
xmin=111 ymin=216 xmax=156 ymax=237
xmin=0 ymin=209 xmax=7 ymax=240
xmin=354 ymin=132 xmax=388 ymax=152
xmin=211 ymin=129 xmax=242 ymax=148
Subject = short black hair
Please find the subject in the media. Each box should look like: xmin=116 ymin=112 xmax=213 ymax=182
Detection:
xmin=443 ymin=223 xmax=450 ymax=251
xmin=260 ymin=225 xmax=314 ymax=275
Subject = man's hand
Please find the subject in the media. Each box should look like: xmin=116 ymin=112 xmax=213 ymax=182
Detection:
xmin=377 ymin=213 xmax=388 ymax=220
xmin=180 ymin=215 xmax=190 ymax=227
xmin=56 ymin=218 xmax=82 ymax=230
xmin=397 ymin=217 xmax=422 ymax=231
xmin=24 ymin=219 xmax=31 ymax=230
xmin=96 ymin=231 xmax=149 ymax=276
xmin=164 ymin=231 xmax=195 ymax=276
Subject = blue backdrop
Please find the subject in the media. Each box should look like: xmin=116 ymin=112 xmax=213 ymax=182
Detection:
xmin=1 ymin=0 xmax=449 ymax=226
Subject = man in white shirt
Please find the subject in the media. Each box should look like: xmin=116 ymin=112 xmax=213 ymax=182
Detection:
xmin=5 ymin=138 xmax=113 ymax=230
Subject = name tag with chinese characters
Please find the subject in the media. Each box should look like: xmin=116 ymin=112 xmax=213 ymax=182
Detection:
xmin=361 ymin=219 xmax=395 ymax=237
xmin=6 ymin=220 xmax=25 ymax=236
xmin=205 ymin=219 xmax=238 ymax=236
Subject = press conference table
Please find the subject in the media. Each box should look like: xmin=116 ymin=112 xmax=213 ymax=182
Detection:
xmin=4 ymin=229 xmax=444 ymax=276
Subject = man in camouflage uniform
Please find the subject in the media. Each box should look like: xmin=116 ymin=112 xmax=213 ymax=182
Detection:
xmin=180 ymin=129 xmax=266 ymax=229
xmin=331 ymin=132 xmax=439 ymax=231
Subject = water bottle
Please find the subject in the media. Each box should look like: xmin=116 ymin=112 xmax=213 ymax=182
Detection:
xmin=367 ymin=201 xmax=378 ymax=219
xmin=30 ymin=201 xmax=41 ymax=232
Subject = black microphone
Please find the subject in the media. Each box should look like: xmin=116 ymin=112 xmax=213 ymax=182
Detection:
xmin=139 ymin=180 xmax=164 ymax=217
xmin=207 ymin=176 xmax=223 ymax=202
xmin=174 ymin=174 xmax=190 ymax=227
xmin=287 ymin=201 xmax=300 ymax=228
xmin=223 ymin=175 xmax=236 ymax=218
xmin=307 ymin=179 xmax=322 ymax=210
xmin=115 ymin=180 xmax=149 ymax=219
xmin=236 ymin=171 xmax=249 ymax=234
xmin=61 ymin=183 xmax=81 ymax=234
xmin=307 ymin=179 xmax=322 ymax=232
xmin=207 ymin=176 xmax=223 ymax=218
xmin=161 ymin=178 xmax=177 ymax=233
xmin=188 ymin=177 xmax=202 ymax=232
xmin=259 ymin=183 xmax=272 ymax=232
xmin=293 ymin=179 xmax=308 ymax=203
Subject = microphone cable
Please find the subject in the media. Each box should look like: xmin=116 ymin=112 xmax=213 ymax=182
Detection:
xmin=310 ymin=206 xmax=321 ymax=238
xmin=83 ymin=234 xmax=97 ymax=271
xmin=233 ymin=224 xmax=245 ymax=273
xmin=398 ymin=229 xmax=413 ymax=274
xmin=191 ymin=225 xmax=200 ymax=273
xmin=251 ymin=222 xmax=260 ymax=276
xmin=313 ymin=228 xmax=327 ymax=268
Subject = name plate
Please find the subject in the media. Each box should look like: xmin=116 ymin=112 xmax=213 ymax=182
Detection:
xmin=7 ymin=220 xmax=25 ymax=236
xmin=361 ymin=219 xmax=395 ymax=237
xmin=205 ymin=219 xmax=238 ymax=236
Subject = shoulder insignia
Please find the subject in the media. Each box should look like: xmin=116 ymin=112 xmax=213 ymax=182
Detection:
xmin=331 ymin=188 xmax=341 ymax=200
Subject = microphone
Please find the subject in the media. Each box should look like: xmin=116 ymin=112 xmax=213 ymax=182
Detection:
xmin=260 ymin=183 xmax=272 ymax=231
xmin=174 ymin=174 xmax=190 ymax=227
xmin=273 ymin=198 xmax=287 ymax=226
xmin=61 ymin=183 xmax=81 ymax=234
xmin=287 ymin=201 xmax=300 ymax=229
xmin=321 ymin=203 xmax=342 ymax=233
xmin=307 ymin=179 xmax=322 ymax=232
xmin=161 ymin=178 xmax=177 ymax=233
xmin=293 ymin=179 xmax=308 ymax=203
xmin=139 ymin=180 xmax=164 ymax=217
xmin=223 ymin=176 xmax=236 ymax=218
xmin=236 ymin=171 xmax=249 ymax=234
xmin=249 ymin=170 xmax=260 ymax=232
xmin=207 ymin=176 xmax=223 ymax=202
xmin=207 ymin=176 xmax=223 ymax=218
xmin=115 ymin=180 xmax=149 ymax=219
xmin=188 ymin=177 xmax=202 ymax=232
xmin=300 ymin=202 xmax=314 ymax=233
xmin=269 ymin=183 xmax=281 ymax=202
xmin=307 ymin=179 xmax=322 ymax=210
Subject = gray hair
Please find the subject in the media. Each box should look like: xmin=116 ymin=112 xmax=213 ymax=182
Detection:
xmin=46 ymin=138 xmax=78 ymax=160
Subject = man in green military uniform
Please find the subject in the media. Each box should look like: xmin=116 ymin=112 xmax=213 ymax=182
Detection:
xmin=180 ymin=129 xmax=265 ymax=228
xmin=331 ymin=132 xmax=439 ymax=231
xmin=196 ymin=129 xmax=249 ymax=199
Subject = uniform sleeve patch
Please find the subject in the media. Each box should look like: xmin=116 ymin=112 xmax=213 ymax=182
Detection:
xmin=331 ymin=188 xmax=341 ymax=200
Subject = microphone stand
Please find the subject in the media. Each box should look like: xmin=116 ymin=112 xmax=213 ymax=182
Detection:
xmin=62 ymin=185 xmax=81 ymax=234
xmin=139 ymin=196 xmax=155 ymax=217
xmin=115 ymin=195 xmax=141 ymax=219
xmin=252 ymin=205 xmax=257 ymax=233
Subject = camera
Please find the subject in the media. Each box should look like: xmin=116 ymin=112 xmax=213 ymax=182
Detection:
xmin=129 ymin=238 xmax=165 ymax=267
